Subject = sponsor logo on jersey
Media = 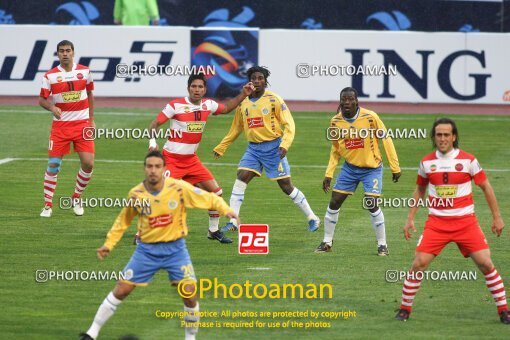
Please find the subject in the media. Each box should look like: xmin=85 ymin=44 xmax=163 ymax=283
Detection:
xmin=186 ymin=122 xmax=205 ymax=132
xmin=345 ymin=138 xmax=364 ymax=149
xmin=435 ymin=185 xmax=457 ymax=198
xmin=61 ymin=91 xmax=81 ymax=102
xmin=455 ymin=163 xmax=463 ymax=171
xmin=148 ymin=214 xmax=173 ymax=228
xmin=76 ymin=73 xmax=83 ymax=80
xmin=247 ymin=117 xmax=264 ymax=128
xmin=239 ymin=224 xmax=269 ymax=254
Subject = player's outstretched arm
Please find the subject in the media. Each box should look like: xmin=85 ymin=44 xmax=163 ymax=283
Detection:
xmin=478 ymin=179 xmax=504 ymax=237
xmin=213 ymin=107 xmax=243 ymax=157
xmin=216 ymin=82 xmax=255 ymax=114
xmin=102 ymin=205 xmax=137 ymax=253
xmin=181 ymin=181 xmax=240 ymax=223
xmin=403 ymin=185 xmax=427 ymax=240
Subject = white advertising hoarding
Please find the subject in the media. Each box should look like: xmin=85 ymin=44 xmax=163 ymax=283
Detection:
xmin=0 ymin=25 xmax=508 ymax=104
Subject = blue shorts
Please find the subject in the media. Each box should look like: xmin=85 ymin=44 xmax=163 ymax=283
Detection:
xmin=238 ymin=138 xmax=291 ymax=180
xmin=333 ymin=161 xmax=383 ymax=196
xmin=121 ymin=238 xmax=195 ymax=286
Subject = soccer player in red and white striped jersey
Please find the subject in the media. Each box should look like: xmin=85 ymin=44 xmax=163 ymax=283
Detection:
xmin=147 ymin=74 xmax=254 ymax=243
xmin=39 ymin=40 xmax=95 ymax=218
xmin=395 ymin=118 xmax=509 ymax=324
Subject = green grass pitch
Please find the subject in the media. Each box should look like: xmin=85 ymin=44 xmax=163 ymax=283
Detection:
xmin=1 ymin=106 xmax=509 ymax=339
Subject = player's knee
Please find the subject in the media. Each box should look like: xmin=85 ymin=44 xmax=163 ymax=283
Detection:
xmin=476 ymin=258 xmax=494 ymax=274
xmin=112 ymin=284 xmax=133 ymax=300
xmin=278 ymin=180 xmax=294 ymax=195
xmin=81 ymin=162 xmax=94 ymax=172
xmin=47 ymin=158 xmax=62 ymax=174
xmin=329 ymin=197 xmax=343 ymax=210
xmin=236 ymin=171 xmax=251 ymax=183
xmin=412 ymin=256 xmax=430 ymax=271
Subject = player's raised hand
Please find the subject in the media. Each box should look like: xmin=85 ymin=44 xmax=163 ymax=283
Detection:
xmin=96 ymin=246 xmax=110 ymax=260
xmin=226 ymin=211 xmax=240 ymax=227
xmin=403 ymin=220 xmax=417 ymax=240
xmin=322 ymin=177 xmax=332 ymax=193
xmin=392 ymin=172 xmax=401 ymax=183
xmin=242 ymin=82 xmax=255 ymax=96
xmin=149 ymin=138 xmax=159 ymax=152
xmin=491 ymin=216 xmax=504 ymax=237
xmin=212 ymin=151 xmax=222 ymax=159
xmin=278 ymin=147 xmax=287 ymax=159
xmin=51 ymin=106 xmax=62 ymax=120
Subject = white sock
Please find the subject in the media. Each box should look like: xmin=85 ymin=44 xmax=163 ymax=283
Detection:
xmin=323 ymin=207 xmax=340 ymax=245
xmin=86 ymin=292 xmax=122 ymax=339
xmin=370 ymin=208 xmax=387 ymax=246
xmin=229 ymin=180 xmax=247 ymax=225
xmin=208 ymin=188 xmax=223 ymax=232
xmin=184 ymin=302 xmax=200 ymax=340
xmin=288 ymin=187 xmax=315 ymax=220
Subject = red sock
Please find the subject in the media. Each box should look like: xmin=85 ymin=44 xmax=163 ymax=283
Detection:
xmin=485 ymin=268 xmax=508 ymax=314
xmin=400 ymin=273 xmax=422 ymax=312
xmin=43 ymin=171 xmax=58 ymax=207
xmin=73 ymin=168 xmax=93 ymax=199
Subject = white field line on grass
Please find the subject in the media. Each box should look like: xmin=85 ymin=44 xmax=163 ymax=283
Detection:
xmin=1 ymin=109 xmax=510 ymax=121
xmin=1 ymin=157 xmax=510 ymax=172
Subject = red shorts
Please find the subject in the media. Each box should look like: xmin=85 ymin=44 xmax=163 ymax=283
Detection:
xmin=48 ymin=120 xmax=95 ymax=157
xmin=416 ymin=215 xmax=489 ymax=258
xmin=163 ymin=151 xmax=214 ymax=185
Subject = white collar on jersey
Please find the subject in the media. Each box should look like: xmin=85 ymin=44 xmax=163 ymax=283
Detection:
xmin=57 ymin=63 xmax=77 ymax=73
xmin=436 ymin=148 xmax=459 ymax=159
xmin=185 ymin=97 xmax=202 ymax=106
xmin=341 ymin=107 xmax=360 ymax=122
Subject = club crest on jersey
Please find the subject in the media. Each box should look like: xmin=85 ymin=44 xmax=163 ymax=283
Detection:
xmin=76 ymin=73 xmax=83 ymax=80
xmin=430 ymin=164 xmax=437 ymax=172
xmin=168 ymin=200 xmax=178 ymax=209
xmin=262 ymin=108 xmax=269 ymax=115
xmin=455 ymin=163 xmax=463 ymax=171
xmin=187 ymin=122 xmax=205 ymax=132
xmin=202 ymin=103 xmax=207 ymax=110
xmin=184 ymin=106 xmax=190 ymax=113
xmin=56 ymin=76 xmax=63 ymax=82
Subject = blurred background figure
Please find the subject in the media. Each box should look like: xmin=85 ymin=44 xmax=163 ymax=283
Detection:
xmin=114 ymin=0 xmax=160 ymax=26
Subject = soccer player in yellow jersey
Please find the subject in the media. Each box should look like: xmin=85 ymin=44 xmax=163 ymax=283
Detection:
xmin=213 ymin=66 xmax=320 ymax=232
xmin=80 ymin=151 xmax=239 ymax=340
xmin=315 ymin=87 xmax=401 ymax=256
